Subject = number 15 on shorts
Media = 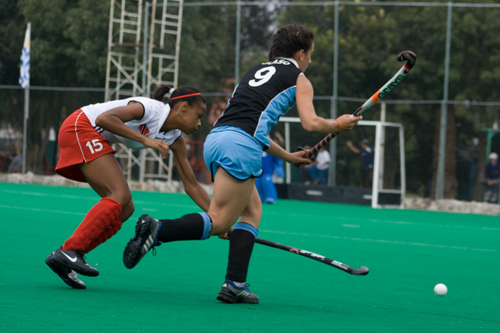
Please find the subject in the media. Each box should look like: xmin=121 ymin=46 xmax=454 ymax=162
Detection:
xmin=86 ymin=139 xmax=103 ymax=154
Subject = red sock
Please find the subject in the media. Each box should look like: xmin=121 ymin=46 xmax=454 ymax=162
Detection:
xmin=62 ymin=198 xmax=123 ymax=253
xmin=85 ymin=215 xmax=122 ymax=253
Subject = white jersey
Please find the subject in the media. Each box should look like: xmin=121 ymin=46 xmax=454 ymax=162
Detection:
xmin=82 ymin=97 xmax=181 ymax=150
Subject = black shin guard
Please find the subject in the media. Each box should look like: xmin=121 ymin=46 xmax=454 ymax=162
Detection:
xmin=225 ymin=228 xmax=256 ymax=283
xmin=157 ymin=213 xmax=211 ymax=243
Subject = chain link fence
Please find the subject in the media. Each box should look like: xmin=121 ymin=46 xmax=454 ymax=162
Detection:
xmin=1 ymin=1 xmax=499 ymax=204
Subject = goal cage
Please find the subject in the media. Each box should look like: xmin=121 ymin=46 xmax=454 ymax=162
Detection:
xmin=279 ymin=117 xmax=406 ymax=209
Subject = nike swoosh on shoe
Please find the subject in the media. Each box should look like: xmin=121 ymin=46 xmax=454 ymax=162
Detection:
xmin=61 ymin=251 xmax=78 ymax=263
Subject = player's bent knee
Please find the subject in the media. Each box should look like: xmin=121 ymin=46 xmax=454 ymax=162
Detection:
xmin=110 ymin=190 xmax=132 ymax=208
xmin=209 ymin=219 xmax=235 ymax=236
xmin=119 ymin=200 xmax=135 ymax=222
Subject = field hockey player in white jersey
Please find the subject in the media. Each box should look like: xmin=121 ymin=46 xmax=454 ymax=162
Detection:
xmin=45 ymin=85 xmax=211 ymax=289
xmin=123 ymin=24 xmax=361 ymax=303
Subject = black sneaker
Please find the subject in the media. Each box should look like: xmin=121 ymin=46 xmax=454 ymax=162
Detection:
xmin=45 ymin=247 xmax=99 ymax=277
xmin=45 ymin=256 xmax=86 ymax=289
xmin=216 ymin=280 xmax=259 ymax=304
xmin=123 ymin=214 xmax=161 ymax=269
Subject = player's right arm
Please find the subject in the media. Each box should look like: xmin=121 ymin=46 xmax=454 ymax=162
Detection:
xmin=95 ymin=102 xmax=170 ymax=157
xmin=295 ymin=75 xmax=361 ymax=133
xmin=266 ymin=139 xmax=311 ymax=166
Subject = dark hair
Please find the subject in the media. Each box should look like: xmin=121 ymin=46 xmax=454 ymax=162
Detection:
xmin=152 ymin=84 xmax=206 ymax=108
xmin=268 ymin=24 xmax=314 ymax=61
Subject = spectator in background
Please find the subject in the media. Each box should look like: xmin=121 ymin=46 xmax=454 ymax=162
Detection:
xmin=482 ymin=152 xmax=499 ymax=203
xmin=347 ymin=138 xmax=374 ymax=188
xmin=273 ymin=131 xmax=285 ymax=148
xmin=307 ymin=146 xmax=330 ymax=185
xmin=208 ymin=100 xmax=225 ymax=125
xmin=255 ymin=151 xmax=284 ymax=204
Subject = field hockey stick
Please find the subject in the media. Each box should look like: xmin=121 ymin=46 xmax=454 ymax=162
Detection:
xmin=304 ymin=50 xmax=417 ymax=159
xmin=254 ymin=236 xmax=369 ymax=276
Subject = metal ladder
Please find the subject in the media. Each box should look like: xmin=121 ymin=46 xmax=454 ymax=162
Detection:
xmin=104 ymin=0 xmax=184 ymax=184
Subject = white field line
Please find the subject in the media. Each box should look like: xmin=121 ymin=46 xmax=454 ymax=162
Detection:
xmin=2 ymin=189 xmax=498 ymax=233
xmin=0 ymin=204 xmax=86 ymax=216
xmin=260 ymin=229 xmax=498 ymax=253
xmin=1 ymin=199 xmax=496 ymax=253
xmin=269 ymin=211 xmax=500 ymax=232
xmin=0 ymin=189 xmax=199 ymax=209
xmin=0 ymin=189 xmax=97 ymax=200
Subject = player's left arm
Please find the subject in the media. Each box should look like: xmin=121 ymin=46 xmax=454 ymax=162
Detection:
xmin=170 ymin=137 xmax=211 ymax=212
xmin=96 ymin=102 xmax=170 ymax=157
xmin=96 ymin=102 xmax=146 ymax=141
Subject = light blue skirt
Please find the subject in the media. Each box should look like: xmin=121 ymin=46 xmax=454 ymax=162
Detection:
xmin=203 ymin=126 xmax=264 ymax=181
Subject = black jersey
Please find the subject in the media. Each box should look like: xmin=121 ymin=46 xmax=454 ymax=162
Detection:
xmin=214 ymin=58 xmax=302 ymax=148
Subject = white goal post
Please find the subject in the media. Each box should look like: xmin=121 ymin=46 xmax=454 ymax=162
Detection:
xmin=279 ymin=117 xmax=406 ymax=209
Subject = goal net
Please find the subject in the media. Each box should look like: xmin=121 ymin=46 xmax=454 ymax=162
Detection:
xmin=279 ymin=117 xmax=405 ymax=209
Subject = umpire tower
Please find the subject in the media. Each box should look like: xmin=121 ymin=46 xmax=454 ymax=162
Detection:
xmin=105 ymin=0 xmax=184 ymax=183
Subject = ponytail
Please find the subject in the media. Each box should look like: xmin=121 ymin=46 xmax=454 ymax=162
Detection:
xmin=152 ymin=85 xmax=172 ymax=101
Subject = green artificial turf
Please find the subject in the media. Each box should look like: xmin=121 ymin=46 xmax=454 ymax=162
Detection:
xmin=1 ymin=183 xmax=499 ymax=332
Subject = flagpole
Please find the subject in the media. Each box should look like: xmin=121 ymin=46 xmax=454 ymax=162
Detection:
xmin=20 ymin=22 xmax=31 ymax=174
xmin=22 ymin=84 xmax=29 ymax=174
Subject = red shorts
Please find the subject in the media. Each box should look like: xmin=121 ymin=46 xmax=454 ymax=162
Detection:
xmin=56 ymin=110 xmax=115 ymax=182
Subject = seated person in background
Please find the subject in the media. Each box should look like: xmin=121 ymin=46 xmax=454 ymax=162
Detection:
xmin=255 ymin=151 xmax=284 ymax=204
xmin=347 ymin=138 xmax=374 ymax=188
xmin=482 ymin=152 xmax=499 ymax=203
xmin=307 ymin=146 xmax=330 ymax=185
xmin=8 ymin=154 xmax=23 ymax=173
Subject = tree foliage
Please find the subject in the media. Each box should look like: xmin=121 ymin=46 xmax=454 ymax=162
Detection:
xmin=1 ymin=1 xmax=499 ymax=199
xmin=278 ymin=2 xmax=500 ymax=198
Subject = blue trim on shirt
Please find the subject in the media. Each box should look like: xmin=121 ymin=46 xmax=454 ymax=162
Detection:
xmin=254 ymin=86 xmax=296 ymax=149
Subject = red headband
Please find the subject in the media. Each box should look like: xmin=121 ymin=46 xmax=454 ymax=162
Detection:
xmin=170 ymin=92 xmax=201 ymax=100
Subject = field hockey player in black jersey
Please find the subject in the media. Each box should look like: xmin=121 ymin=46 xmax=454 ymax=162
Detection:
xmin=123 ymin=24 xmax=361 ymax=304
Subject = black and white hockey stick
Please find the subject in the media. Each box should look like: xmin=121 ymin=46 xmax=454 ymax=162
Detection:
xmin=305 ymin=50 xmax=417 ymax=159
xmin=254 ymin=236 xmax=369 ymax=276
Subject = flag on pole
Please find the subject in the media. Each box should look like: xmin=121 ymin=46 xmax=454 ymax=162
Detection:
xmin=19 ymin=23 xmax=31 ymax=89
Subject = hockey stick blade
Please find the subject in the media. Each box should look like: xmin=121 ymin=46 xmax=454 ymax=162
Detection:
xmin=397 ymin=50 xmax=417 ymax=67
xmin=305 ymin=50 xmax=417 ymax=159
xmin=254 ymin=237 xmax=369 ymax=276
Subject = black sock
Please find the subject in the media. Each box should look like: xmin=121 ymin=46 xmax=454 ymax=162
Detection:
xmin=157 ymin=213 xmax=211 ymax=243
xmin=225 ymin=227 xmax=256 ymax=283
